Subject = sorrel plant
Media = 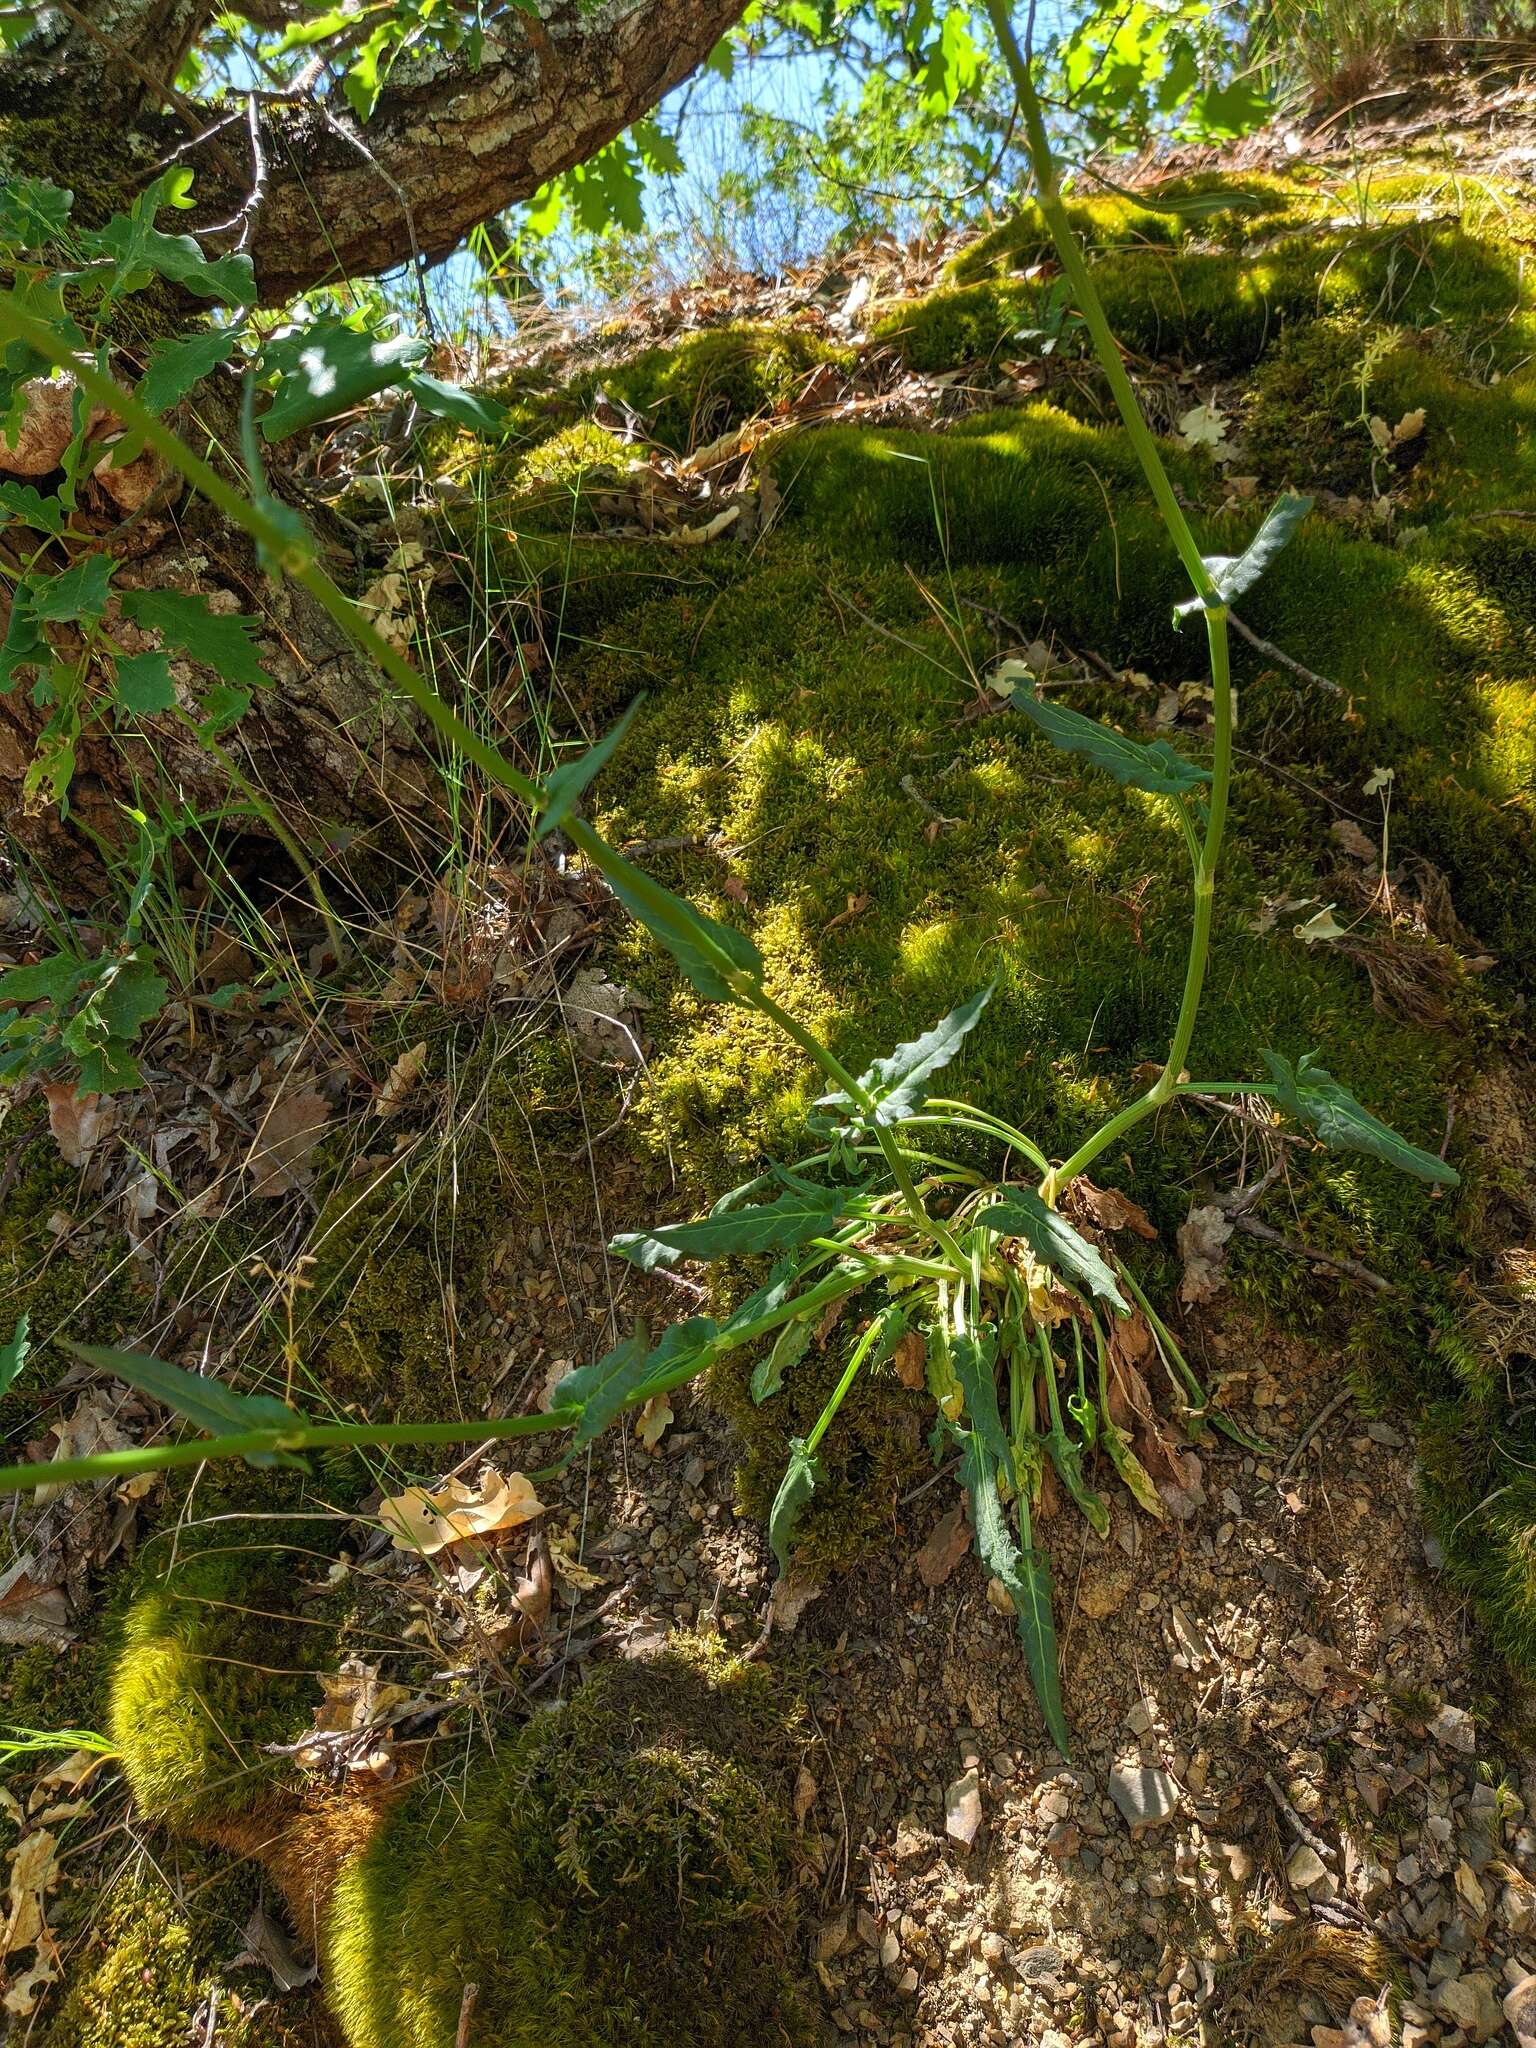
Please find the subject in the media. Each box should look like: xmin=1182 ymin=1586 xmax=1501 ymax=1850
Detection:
xmin=0 ymin=5 xmax=1457 ymax=1753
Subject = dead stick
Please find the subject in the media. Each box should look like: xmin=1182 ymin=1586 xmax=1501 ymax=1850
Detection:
xmin=456 ymin=1984 xmax=479 ymax=2048
xmin=1264 ymin=1772 xmax=1338 ymax=1863
xmin=1228 ymin=611 xmax=1341 ymax=695
xmin=1278 ymin=1385 xmax=1356 ymax=1485
xmin=1233 ymin=1214 xmax=1393 ymax=1293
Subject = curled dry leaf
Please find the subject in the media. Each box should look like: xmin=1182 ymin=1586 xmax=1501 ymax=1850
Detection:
xmin=246 ymin=1088 xmax=331 ymax=1197
xmin=635 ymin=1394 xmax=673 ymax=1450
xmin=2 ymin=1829 xmax=59 ymax=1957
xmin=311 ymin=1657 xmax=414 ymax=1738
xmin=1067 ymin=1179 xmax=1158 ymax=1240
xmin=380 ymin=1467 xmax=546 ymax=1555
xmin=793 ymin=1766 xmax=818 ymax=1823
xmin=546 ymin=1526 xmax=605 ymax=1592
xmin=1178 ymin=1203 xmax=1234 ymax=1305
xmin=42 ymin=1084 xmax=116 ymax=1169
xmin=893 ymin=1329 xmax=927 ymax=1391
xmin=373 ymin=1039 xmax=429 ymax=1116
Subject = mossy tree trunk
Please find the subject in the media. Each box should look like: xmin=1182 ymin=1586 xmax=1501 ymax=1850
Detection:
xmin=0 ymin=0 xmax=749 ymax=876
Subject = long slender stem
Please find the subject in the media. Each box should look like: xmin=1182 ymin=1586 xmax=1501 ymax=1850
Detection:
xmin=0 ymin=297 xmax=964 ymax=1259
xmin=981 ymin=1 xmax=1237 ymax=1197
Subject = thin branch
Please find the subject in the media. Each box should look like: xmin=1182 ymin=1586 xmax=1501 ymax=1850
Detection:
xmin=1228 ymin=610 xmax=1341 ymax=695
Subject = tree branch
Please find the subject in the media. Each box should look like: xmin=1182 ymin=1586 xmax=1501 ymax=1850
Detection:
xmin=211 ymin=0 xmax=751 ymax=302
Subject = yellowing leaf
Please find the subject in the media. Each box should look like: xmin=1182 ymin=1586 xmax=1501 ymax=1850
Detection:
xmin=1177 ymin=402 xmax=1228 ymax=450
xmin=635 ymin=1393 xmax=673 ymax=1449
xmin=379 ymin=1467 xmax=546 ymax=1554
xmin=546 ymin=1526 xmax=606 ymax=1591
xmin=1293 ymin=904 xmax=1349 ymax=945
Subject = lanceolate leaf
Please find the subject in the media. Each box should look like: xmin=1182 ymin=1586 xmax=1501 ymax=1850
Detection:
xmin=1010 ymin=691 xmax=1211 ymax=799
xmin=769 ymin=1435 xmax=823 ymax=1578
xmin=610 ymin=1182 xmax=860 ymax=1274
xmin=599 ymin=846 xmax=763 ymax=1004
xmin=68 ymin=1343 xmax=308 ymax=1467
xmin=974 ymin=1190 xmax=1130 ymax=1313
xmin=959 ymin=1432 xmax=1069 ymax=1757
xmin=260 ymin=321 xmax=430 ymax=441
xmin=951 ymin=1327 xmax=1013 ymax=1487
xmin=536 ymin=699 xmax=642 ymax=837
xmin=0 ymin=1314 xmax=30 ymax=1398
xmin=553 ymin=1317 xmax=723 ymax=1447
xmin=1175 ymin=492 xmax=1312 ymax=617
xmin=1261 ymin=1049 xmax=1458 ymax=1187
xmin=120 ymin=589 xmax=273 ymax=690
xmin=1043 ymin=1415 xmax=1109 ymax=1536
xmin=822 ymin=983 xmax=995 ymax=1125
xmin=751 ymin=1315 xmax=813 ymax=1404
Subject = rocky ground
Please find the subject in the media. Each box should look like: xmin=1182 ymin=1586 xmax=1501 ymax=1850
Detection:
xmin=471 ymin=1285 xmax=1531 ymax=2048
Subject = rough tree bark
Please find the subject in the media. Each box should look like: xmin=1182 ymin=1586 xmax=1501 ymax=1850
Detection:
xmin=0 ymin=0 xmax=749 ymax=879
xmin=1 ymin=0 xmax=751 ymax=301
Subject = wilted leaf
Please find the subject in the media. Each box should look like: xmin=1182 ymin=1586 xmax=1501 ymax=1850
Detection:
xmin=893 ymin=1328 xmax=927 ymax=1390
xmin=41 ymin=1083 xmax=115 ymax=1168
xmin=379 ymin=1467 xmax=546 ymax=1555
xmin=1294 ymin=904 xmax=1348 ymax=945
xmin=915 ymin=1502 xmax=972 ymax=1588
xmin=635 ymin=1393 xmax=673 ymax=1449
xmin=1067 ymin=1180 xmax=1157 ymax=1239
xmin=769 ymin=1436 xmax=823 ymax=1578
xmin=2 ymin=1827 xmax=59 ymax=1959
xmin=1177 ymin=1203 xmax=1233 ymax=1304
xmin=373 ymin=1040 xmax=428 ymax=1117
xmin=246 ymin=1088 xmax=330 ymax=1196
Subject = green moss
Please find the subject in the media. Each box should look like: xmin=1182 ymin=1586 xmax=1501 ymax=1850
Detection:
xmin=300 ymin=1024 xmax=612 ymax=1414
xmin=41 ymin=1870 xmax=303 ymax=2048
xmin=108 ymin=1537 xmax=324 ymax=1829
xmin=0 ymin=1116 xmax=144 ymax=1438
xmin=584 ymin=326 xmax=846 ymax=453
xmin=323 ymin=1638 xmax=814 ymax=2048
xmin=946 ymin=172 xmax=1306 ymax=285
xmin=879 ymin=218 xmax=1535 ymax=375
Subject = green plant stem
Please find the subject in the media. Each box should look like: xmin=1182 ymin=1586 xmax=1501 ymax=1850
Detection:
xmin=748 ymin=980 xmax=970 ymax=1267
xmin=804 ymin=1313 xmax=888 ymax=1455
xmin=0 ymin=296 xmax=968 ymax=1273
xmin=920 ymin=1101 xmax=1051 ymax=1172
xmin=980 ymin=0 xmax=1236 ymax=1198
xmin=0 ymin=1409 xmax=570 ymax=1496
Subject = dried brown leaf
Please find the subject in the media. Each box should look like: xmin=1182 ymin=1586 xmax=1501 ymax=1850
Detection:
xmin=246 ymin=1088 xmax=331 ymax=1198
xmin=41 ymin=1084 xmax=115 ymax=1169
xmin=380 ymin=1468 xmax=546 ymax=1555
xmin=373 ymin=1040 xmax=428 ymax=1117
xmin=1177 ymin=1203 xmax=1234 ymax=1305
xmin=915 ymin=1504 xmax=972 ymax=1589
